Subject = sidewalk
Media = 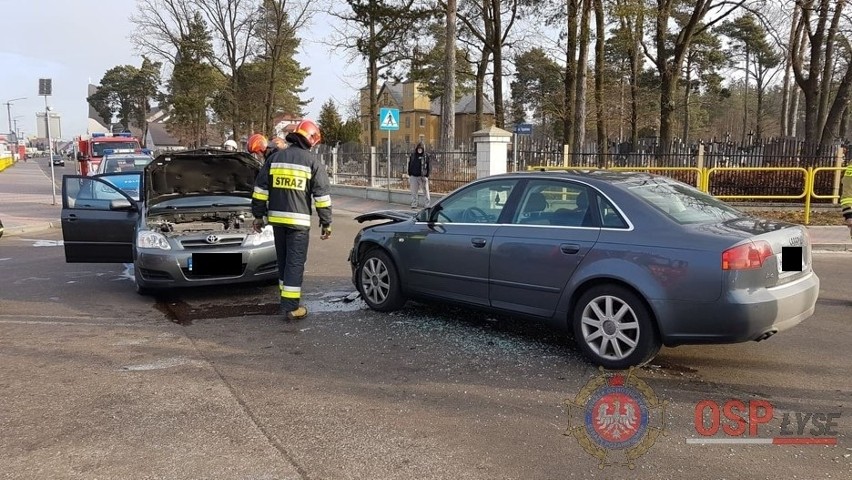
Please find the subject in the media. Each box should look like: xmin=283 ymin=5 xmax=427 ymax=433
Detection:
xmin=1 ymin=159 xmax=850 ymax=250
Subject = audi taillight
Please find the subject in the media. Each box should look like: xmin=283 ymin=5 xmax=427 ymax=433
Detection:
xmin=721 ymin=240 xmax=773 ymax=270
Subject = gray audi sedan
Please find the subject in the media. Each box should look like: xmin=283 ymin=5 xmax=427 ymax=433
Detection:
xmin=60 ymin=149 xmax=277 ymax=294
xmin=349 ymin=171 xmax=819 ymax=368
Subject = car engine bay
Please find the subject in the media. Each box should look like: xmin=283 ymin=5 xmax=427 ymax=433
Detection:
xmin=149 ymin=210 xmax=251 ymax=235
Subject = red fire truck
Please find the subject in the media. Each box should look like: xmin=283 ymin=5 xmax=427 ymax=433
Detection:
xmin=77 ymin=132 xmax=142 ymax=175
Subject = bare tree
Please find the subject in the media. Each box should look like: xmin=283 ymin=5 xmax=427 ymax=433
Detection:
xmin=644 ymin=0 xmax=748 ymax=157
xmin=573 ymin=0 xmax=591 ymax=157
xmin=331 ymin=0 xmax=432 ymax=147
xmin=131 ymin=0 xmax=196 ymax=65
xmin=442 ymin=0 xmax=458 ymax=149
xmin=790 ymin=0 xmax=851 ymax=153
xmin=593 ymin=0 xmax=606 ymax=165
xmin=256 ymin=0 xmax=314 ymax=135
xmin=195 ymin=0 xmax=258 ymax=141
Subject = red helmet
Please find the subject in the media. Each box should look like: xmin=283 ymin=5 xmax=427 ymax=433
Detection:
xmin=291 ymin=119 xmax=322 ymax=148
xmin=246 ymin=134 xmax=268 ymax=154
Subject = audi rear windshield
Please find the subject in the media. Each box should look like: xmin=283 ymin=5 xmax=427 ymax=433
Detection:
xmin=627 ymin=179 xmax=741 ymax=224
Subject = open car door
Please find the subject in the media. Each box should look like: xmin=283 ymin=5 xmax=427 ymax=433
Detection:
xmin=61 ymin=174 xmax=140 ymax=263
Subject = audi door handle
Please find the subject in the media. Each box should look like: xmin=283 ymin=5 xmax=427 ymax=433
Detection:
xmin=471 ymin=238 xmax=487 ymax=248
xmin=560 ymin=243 xmax=580 ymax=254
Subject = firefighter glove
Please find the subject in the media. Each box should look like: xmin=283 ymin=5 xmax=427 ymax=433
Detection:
xmin=320 ymin=225 xmax=332 ymax=240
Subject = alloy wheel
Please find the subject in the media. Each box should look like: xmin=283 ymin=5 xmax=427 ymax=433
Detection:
xmin=361 ymin=257 xmax=390 ymax=305
xmin=580 ymin=295 xmax=640 ymax=361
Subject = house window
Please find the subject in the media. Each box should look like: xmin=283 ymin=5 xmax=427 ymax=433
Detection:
xmin=405 ymin=116 xmax=411 ymax=128
xmin=419 ymin=134 xmax=425 ymax=144
xmin=405 ymin=135 xmax=411 ymax=144
xmin=419 ymin=117 xmax=425 ymax=128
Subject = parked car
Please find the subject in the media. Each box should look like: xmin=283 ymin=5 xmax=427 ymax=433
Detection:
xmin=59 ymin=149 xmax=278 ymax=294
xmin=93 ymin=153 xmax=155 ymax=199
xmin=51 ymin=155 xmax=65 ymax=167
xmin=349 ymin=170 xmax=819 ymax=368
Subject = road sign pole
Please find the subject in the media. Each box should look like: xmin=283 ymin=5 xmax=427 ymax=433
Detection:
xmin=45 ymin=98 xmax=56 ymax=205
xmin=387 ymin=129 xmax=391 ymax=202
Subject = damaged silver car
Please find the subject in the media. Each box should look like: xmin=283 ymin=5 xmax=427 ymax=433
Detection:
xmin=60 ymin=148 xmax=278 ymax=294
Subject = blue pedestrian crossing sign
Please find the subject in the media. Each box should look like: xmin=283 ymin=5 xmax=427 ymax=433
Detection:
xmin=379 ymin=108 xmax=400 ymax=131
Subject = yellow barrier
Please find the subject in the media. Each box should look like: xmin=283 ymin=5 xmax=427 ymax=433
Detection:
xmin=0 ymin=154 xmax=14 ymax=172
xmin=805 ymin=166 xmax=848 ymax=225
xmin=705 ymin=167 xmax=810 ymax=200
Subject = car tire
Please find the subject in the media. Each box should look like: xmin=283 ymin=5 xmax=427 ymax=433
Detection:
xmin=571 ymin=284 xmax=661 ymax=369
xmin=356 ymin=249 xmax=406 ymax=312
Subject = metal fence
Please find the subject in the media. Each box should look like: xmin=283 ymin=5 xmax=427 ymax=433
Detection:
xmin=316 ymin=142 xmax=477 ymax=193
xmin=316 ymin=137 xmax=847 ymax=199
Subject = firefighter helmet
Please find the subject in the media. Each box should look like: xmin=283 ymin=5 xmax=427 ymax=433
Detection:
xmin=223 ymin=139 xmax=238 ymax=151
xmin=291 ymin=119 xmax=322 ymax=148
xmin=246 ymin=134 xmax=268 ymax=154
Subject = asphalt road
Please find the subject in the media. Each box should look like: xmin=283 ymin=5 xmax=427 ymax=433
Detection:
xmin=1 ymin=166 xmax=850 ymax=479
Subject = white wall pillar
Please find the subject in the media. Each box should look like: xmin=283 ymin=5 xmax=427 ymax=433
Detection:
xmin=472 ymin=126 xmax=513 ymax=179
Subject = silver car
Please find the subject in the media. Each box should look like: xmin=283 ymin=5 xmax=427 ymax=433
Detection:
xmin=60 ymin=149 xmax=278 ymax=294
xmin=349 ymin=171 xmax=820 ymax=368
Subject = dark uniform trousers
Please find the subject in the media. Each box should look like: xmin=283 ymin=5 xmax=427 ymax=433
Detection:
xmin=274 ymin=226 xmax=310 ymax=311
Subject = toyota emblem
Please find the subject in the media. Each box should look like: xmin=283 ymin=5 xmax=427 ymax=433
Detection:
xmin=206 ymin=235 xmax=220 ymax=244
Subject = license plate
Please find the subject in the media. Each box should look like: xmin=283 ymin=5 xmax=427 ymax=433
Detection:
xmin=777 ymin=252 xmax=806 ymax=274
xmin=190 ymin=253 xmax=242 ymax=276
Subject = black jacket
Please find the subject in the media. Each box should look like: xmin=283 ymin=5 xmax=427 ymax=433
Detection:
xmin=407 ymin=143 xmax=430 ymax=177
xmin=251 ymin=145 xmax=332 ymax=230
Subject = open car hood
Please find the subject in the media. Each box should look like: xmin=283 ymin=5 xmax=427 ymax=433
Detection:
xmin=145 ymin=149 xmax=261 ymax=206
xmin=354 ymin=209 xmax=419 ymax=223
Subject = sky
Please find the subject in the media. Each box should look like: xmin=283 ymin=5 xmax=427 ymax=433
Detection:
xmin=0 ymin=0 xmax=362 ymax=141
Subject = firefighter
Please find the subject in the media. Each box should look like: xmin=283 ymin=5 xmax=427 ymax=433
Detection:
xmin=248 ymin=120 xmax=332 ymax=320
xmin=842 ymin=161 xmax=852 ymax=238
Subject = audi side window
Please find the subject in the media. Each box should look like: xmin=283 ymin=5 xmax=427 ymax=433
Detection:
xmin=598 ymin=195 xmax=629 ymax=229
xmin=435 ymin=180 xmax=517 ymax=223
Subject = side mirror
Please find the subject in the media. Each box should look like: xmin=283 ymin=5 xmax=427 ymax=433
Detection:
xmin=109 ymin=198 xmax=135 ymax=211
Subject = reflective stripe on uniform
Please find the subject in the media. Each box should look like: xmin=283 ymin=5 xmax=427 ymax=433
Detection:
xmin=267 ymin=210 xmax=312 ymax=227
xmin=279 ymin=283 xmax=301 ymax=299
xmin=252 ymin=186 xmax=269 ymax=201
xmin=314 ymin=194 xmax=332 ymax=208
xmin=270 ymin=162 xmax=312 ymax=179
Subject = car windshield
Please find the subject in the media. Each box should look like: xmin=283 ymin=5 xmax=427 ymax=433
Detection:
xmin=150 ymin=195 xmax=251 ymax=210
xmin=628 ymin=179 xmax=742 ymax=224
xmin=92 ymin=141 xmax=139 ymax=157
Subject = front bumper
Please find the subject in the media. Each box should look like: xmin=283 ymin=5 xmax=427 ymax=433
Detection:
xmin=134 ymin=245 xmax=278 ymax=289
xmin=654 ymin=271 xmax=820 ymax=346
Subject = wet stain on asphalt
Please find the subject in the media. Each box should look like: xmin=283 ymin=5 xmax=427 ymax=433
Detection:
xmin=154 ymin=296 xmax=278 ymax=325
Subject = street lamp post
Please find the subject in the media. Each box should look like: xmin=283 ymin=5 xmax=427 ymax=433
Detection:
xmin=5 ymin=97 xmax=26 ymax=135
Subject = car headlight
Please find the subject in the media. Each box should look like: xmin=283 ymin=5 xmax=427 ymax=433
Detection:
xmin=243 ymin=225 xmax=274 ymax=247
xmin=137 ymin=230 xmax=171 ymax=250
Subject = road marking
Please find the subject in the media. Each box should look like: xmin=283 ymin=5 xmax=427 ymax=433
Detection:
xmin=120 ymin=357 xmax=203 ymax=371
xmin=0 ymin=315 xmax=160 ymax=327
xmin=20 ymin=238 xmax=64 ymax=247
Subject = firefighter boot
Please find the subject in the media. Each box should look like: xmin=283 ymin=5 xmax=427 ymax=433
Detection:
xmin=279 ymin=305 xmax=308 ymax=322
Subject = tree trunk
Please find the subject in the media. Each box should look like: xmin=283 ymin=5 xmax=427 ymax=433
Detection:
xmin=780 ymin=6 xmax=799 ymax=136
xmin=563 ymin=0 xmax=578 ymax=149
xmin=683 ymin=56 xmax=692 ymax=143
xmin=573 ymin=0 xmax=591 ymax=161
xmin=819 ymin=59 xmax=852 ymax=148
xmin=441 ymin=0 xmax=457 ymax=149
xmin=630 ymin=9 xmax=643 ymax=149
xmin=742 ymin=47 xmax=749 ymax=142
xmin=475 ymin=49 xmax=491 ymax=130
xmin=490 ymin=0 xmax=504 ymax=128
xmin=594 ymin=0 xmax=606 ymax=167
xmin=369 ymin=55 xmax=379 ymax=148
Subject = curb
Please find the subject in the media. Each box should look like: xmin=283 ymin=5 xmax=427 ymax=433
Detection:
xmin=2 ymin=221 xmax=59 ymax=237
xmin=811 ymin=244 xmax=852 ymax=252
